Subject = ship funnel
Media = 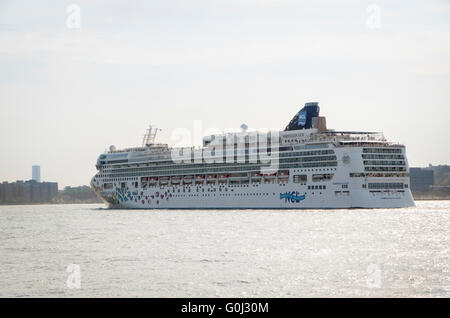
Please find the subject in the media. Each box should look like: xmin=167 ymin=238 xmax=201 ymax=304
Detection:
xmin=284 ymin=102 xmax=320 ymax=131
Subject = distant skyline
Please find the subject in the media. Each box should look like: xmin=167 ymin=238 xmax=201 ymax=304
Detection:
xmin=1 ymin=0 xmax=449 ymax=187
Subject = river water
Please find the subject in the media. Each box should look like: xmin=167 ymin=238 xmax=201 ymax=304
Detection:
xmin=0 ymin=201 xmax=449 ymax=297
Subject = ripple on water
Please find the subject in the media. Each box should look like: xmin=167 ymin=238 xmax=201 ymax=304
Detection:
xmin=0 ymin=201 xmax=449 ymax=297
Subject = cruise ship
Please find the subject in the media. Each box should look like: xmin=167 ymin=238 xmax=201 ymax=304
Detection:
xmin=90 ymin=102 xmax=415 ymax=209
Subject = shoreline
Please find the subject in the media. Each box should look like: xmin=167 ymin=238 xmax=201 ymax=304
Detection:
xmin=413 ymin=198 xmax=450 ymax=201
xmin=2 ymin=199 xmax=450 ymax=207
xmin=0 ymin=201 xmax=103 ymax=206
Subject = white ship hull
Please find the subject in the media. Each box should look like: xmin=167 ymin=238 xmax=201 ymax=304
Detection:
xmin=92 ymin=147 xmax=415 ymax=209
xmin=96 ymin=182 xmax=414 ymax=209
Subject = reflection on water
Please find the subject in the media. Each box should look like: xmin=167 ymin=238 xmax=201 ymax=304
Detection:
xmin=0 ymin=201 xmax=449 ymax=297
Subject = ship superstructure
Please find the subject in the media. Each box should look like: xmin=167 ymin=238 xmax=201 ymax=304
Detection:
xmin=90 ymin=102 xmax=415 ymax=209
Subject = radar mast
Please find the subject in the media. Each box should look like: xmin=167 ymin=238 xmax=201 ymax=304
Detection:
xmin=142 ymin=125 xmax=161 ymax=147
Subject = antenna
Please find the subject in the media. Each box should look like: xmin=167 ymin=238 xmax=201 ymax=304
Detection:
xmin=142 ymin=125 xmax=161 ymax=147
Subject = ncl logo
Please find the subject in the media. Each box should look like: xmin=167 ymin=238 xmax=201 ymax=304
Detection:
xmin=298 ymin=111 xmax=307 ymax=126
xmin=280 ymin=191 xmax=306 ymax=203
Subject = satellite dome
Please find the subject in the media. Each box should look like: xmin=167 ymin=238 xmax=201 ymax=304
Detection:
xmin=109 ymin=145 xmax=117 ymax=152
xmin=240 ymin=123 xmax=248 ymax=132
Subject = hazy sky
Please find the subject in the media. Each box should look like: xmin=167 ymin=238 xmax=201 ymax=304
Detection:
xmin=0 ymin=0 xmax=449 ymax=188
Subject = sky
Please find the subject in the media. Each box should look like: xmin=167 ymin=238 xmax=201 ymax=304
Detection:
xmin=0 ymin=0 xmax=449 ymax=188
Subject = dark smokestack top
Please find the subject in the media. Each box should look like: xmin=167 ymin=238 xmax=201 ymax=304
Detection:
xmin=284 ymin=102 xmax=320 ymax=131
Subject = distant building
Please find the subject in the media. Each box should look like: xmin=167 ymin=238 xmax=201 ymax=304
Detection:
xmin=32 ymin=165 xmax=41 ymax=183
xmin=0 ymin=180 xmax=58 ymax=204
xmin=410 ymin=167 xmax=434 ymax=191
xmin=427 ymin=165 xmax=450 ymax=187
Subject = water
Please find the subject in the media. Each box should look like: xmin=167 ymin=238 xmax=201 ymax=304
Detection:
xmin=0 ymin=201 xmax=449 ymax=297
